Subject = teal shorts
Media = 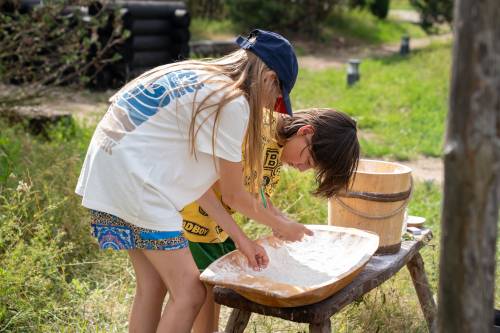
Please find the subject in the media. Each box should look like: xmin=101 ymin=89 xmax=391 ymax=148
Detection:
xmin=188 ymin=238 xmax=236 ymax=271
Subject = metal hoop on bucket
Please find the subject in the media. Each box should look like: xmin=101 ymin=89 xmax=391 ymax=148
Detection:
xmin=333 ymin=178 xmax=413 ymax=220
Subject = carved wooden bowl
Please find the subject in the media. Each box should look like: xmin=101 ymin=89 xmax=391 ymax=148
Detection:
xmin=200 ymin=225 xmax=379 ymax=307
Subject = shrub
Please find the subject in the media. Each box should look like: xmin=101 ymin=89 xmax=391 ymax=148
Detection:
xmin=369 ymin=0 xmax=390 ymax=19
xmin=0 ymin=121 xmax=99 ymax=331
xmin=410 ymin=0 xmax=453 ymax=32
xmin=226 ymin=0 xmax=341 ymax=36
xmin=187 ymin=0 xmax=226 ymax=19
xmin=348 ymin=0 xmax=390 ymax=19
xmin=0 ymin=1 xmax=129 ymax=108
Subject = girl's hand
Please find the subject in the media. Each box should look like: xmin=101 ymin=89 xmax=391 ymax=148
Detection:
xmin=275 ymin=220 xmax=313 ymax=242
xmin=236 ymin=237 xmax=269 ymax=271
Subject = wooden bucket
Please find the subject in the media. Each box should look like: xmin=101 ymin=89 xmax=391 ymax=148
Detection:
xmin=328 ymin=159 xmax=412 ymax=254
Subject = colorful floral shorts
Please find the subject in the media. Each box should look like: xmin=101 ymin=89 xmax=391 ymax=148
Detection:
xmin=89 ymin=210 xmax=188 ymax=251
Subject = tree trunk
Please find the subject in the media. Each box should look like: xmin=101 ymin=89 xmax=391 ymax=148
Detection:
xmin=438 ymin=0 xmax=500 ymax=332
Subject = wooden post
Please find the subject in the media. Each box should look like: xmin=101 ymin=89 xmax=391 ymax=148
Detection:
xmin=407 ymin=252 xmax=437 ymax=331
xmin=438 ymin=0 xmax=500 ymax=332
xmin=225 ymin=309 xmax=251 ymax=333
xmin=309 ymin=320 xmax=331 ymax=333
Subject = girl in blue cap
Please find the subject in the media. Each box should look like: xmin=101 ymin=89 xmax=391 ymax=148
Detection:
xmin=76 ymin=30 xmax=310 ymax=332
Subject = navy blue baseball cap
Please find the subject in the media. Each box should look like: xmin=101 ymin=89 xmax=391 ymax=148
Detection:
xmin=236 ymin=29 xmax=298 ymax=116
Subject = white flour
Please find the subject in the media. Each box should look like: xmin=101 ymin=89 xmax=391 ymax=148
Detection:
xmin=203 ymin=231 xmax=372 ymax=288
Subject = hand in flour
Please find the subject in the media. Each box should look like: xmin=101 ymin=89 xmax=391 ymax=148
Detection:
xmin=275 ymin=220 xmax=314 ymax=242
xmin=237 ymin=237 xmax=269 ymax=270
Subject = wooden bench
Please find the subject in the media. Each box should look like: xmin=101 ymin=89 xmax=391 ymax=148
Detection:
xmin=214 ymin=230 xmax=435 ymax=332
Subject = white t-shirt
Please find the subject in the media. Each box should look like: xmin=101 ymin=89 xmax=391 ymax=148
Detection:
xmin=75 ymin=69 xmax=250 ymax=231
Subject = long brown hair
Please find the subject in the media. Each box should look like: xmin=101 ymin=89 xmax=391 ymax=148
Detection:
xmin=277 ymin=108 xmax=360 ymax=197
xmin=110 ymin=49 xmax=280 ymax=194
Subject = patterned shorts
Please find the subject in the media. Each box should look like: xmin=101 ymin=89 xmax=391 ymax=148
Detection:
xmin=89 ymin=210 xmax=188 ymax=251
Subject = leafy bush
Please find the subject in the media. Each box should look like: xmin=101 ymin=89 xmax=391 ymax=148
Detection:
xmin=369 ymin=0 xmax=390 ymax=19
xmin=0 ymin=1 xmax=129 ymax=108
xmin=410 ymin=0 xmax=453 ymax=32
xmin=187 ymin=0 xmax=226 ymax=19
xmin=348 ymin=0 xmax=390 ymax=19
xmin=226 ymin=0 xmax=341 ymax=36
xmin=0 ymin=121 xmax=101 ymax=331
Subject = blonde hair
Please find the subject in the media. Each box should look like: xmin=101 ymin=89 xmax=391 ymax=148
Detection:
xmin=110 ymin=49 xmax=280 ymax=194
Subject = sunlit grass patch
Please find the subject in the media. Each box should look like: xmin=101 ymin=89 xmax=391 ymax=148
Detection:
xmin=320 ymin=8 xmax=427 ymax=45
xmin=292 ymin=42 xmax=451 ymax=159
xmin=190 ymin=18 xmax=238 ymax=41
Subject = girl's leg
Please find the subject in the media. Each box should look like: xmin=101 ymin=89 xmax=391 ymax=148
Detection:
xmin=192 ymin=284 xmax=219 ymax=333
xmin=128 ymin=249 xmax=168 ymax=333
xmin=143 ymin=247 xmax=206 ymax=333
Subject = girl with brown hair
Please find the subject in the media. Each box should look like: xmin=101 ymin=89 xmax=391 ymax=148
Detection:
xmin=185 ymin=107 xmax=360 ymax=332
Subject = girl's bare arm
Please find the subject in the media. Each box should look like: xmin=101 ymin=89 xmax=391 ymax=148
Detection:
xmin=217 ymin=159 xmax=313 ymax=242
xmin=196 ymin=188 xmax=268 ymax=269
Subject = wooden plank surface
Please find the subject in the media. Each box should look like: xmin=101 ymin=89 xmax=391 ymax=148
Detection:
xmin=214 ymin=232 xmax=432 ymax=324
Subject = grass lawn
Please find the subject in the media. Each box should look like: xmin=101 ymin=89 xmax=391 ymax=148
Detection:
xmin=320 ymin=8 xmax=426 ymax=45
xmin=391 ymin=0 xmax=415 ymax=10
xmin=293 ymin=41 xmax=451 ymax=160
xmin=190 ymin=18 xmax=237 ymax=41
xmin=191 ymin=7 xmax=427 ymax=46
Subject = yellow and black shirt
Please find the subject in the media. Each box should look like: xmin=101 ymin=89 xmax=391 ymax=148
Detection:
xmin=181 ymin=118 xmax=283 ymax=243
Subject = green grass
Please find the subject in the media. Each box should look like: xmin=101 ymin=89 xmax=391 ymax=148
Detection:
xmin=189 ymin=8 xmax=427 ymax=46
xmin=1 ymin=119 xmax=497 ymax=331
xmin=0 ymin=121 xmax=138 ymax=331
xmin=190 ymin=18 xmax=238 ymax=41
xmin=292 ymin=41 xmax=451 ymax=160
xmin=318 ymin=8 xmax=426 ymax=45
xmin=391 ymin=0 xmax=415 ymax=10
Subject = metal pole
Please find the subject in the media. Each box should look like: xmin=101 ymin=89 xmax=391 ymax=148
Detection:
xmin=400 ymin=35 xmax=410 ymax=55
xmin=347 ymin=59 xmax=361 ymax=86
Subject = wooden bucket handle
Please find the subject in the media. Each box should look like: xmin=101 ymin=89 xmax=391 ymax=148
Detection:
xmin=333 ymin=178 xmax=413 ymax=220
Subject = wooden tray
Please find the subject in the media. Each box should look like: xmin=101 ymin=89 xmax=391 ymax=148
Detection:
xmin=200 ymin=225 xmax=379 ymax=307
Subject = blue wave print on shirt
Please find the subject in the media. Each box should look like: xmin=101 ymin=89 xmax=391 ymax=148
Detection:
xmin=116 ymin=70 xmax=204 ymax=127
xmin=96 ymin=70 xmax=205 ymax=154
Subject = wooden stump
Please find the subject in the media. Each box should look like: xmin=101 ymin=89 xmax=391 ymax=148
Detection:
xmin=2 ymin=106 xmax=73 ymax=135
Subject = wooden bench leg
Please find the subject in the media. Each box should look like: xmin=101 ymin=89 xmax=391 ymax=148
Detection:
xmin=309 ymin=319 xmax=331 ymax=333
xmin=225 ymin=308 xmax=251 ymax=333
xmin=407 ymin=252 xmax=437 ymax=332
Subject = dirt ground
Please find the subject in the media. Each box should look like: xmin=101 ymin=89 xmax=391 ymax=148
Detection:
xmin=401 ymin=156 xmax=443 ymax=184
xmin=297 ymin=33 xmax=452 ymax=70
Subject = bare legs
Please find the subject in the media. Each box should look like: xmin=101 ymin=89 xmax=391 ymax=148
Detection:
xmin=192 ymin=284 xmax=221 ymax=333
xmin=128 ymin=250 xmax=167 ymax=333
xmin=128 ymin=248 xmax=206 ymax=333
